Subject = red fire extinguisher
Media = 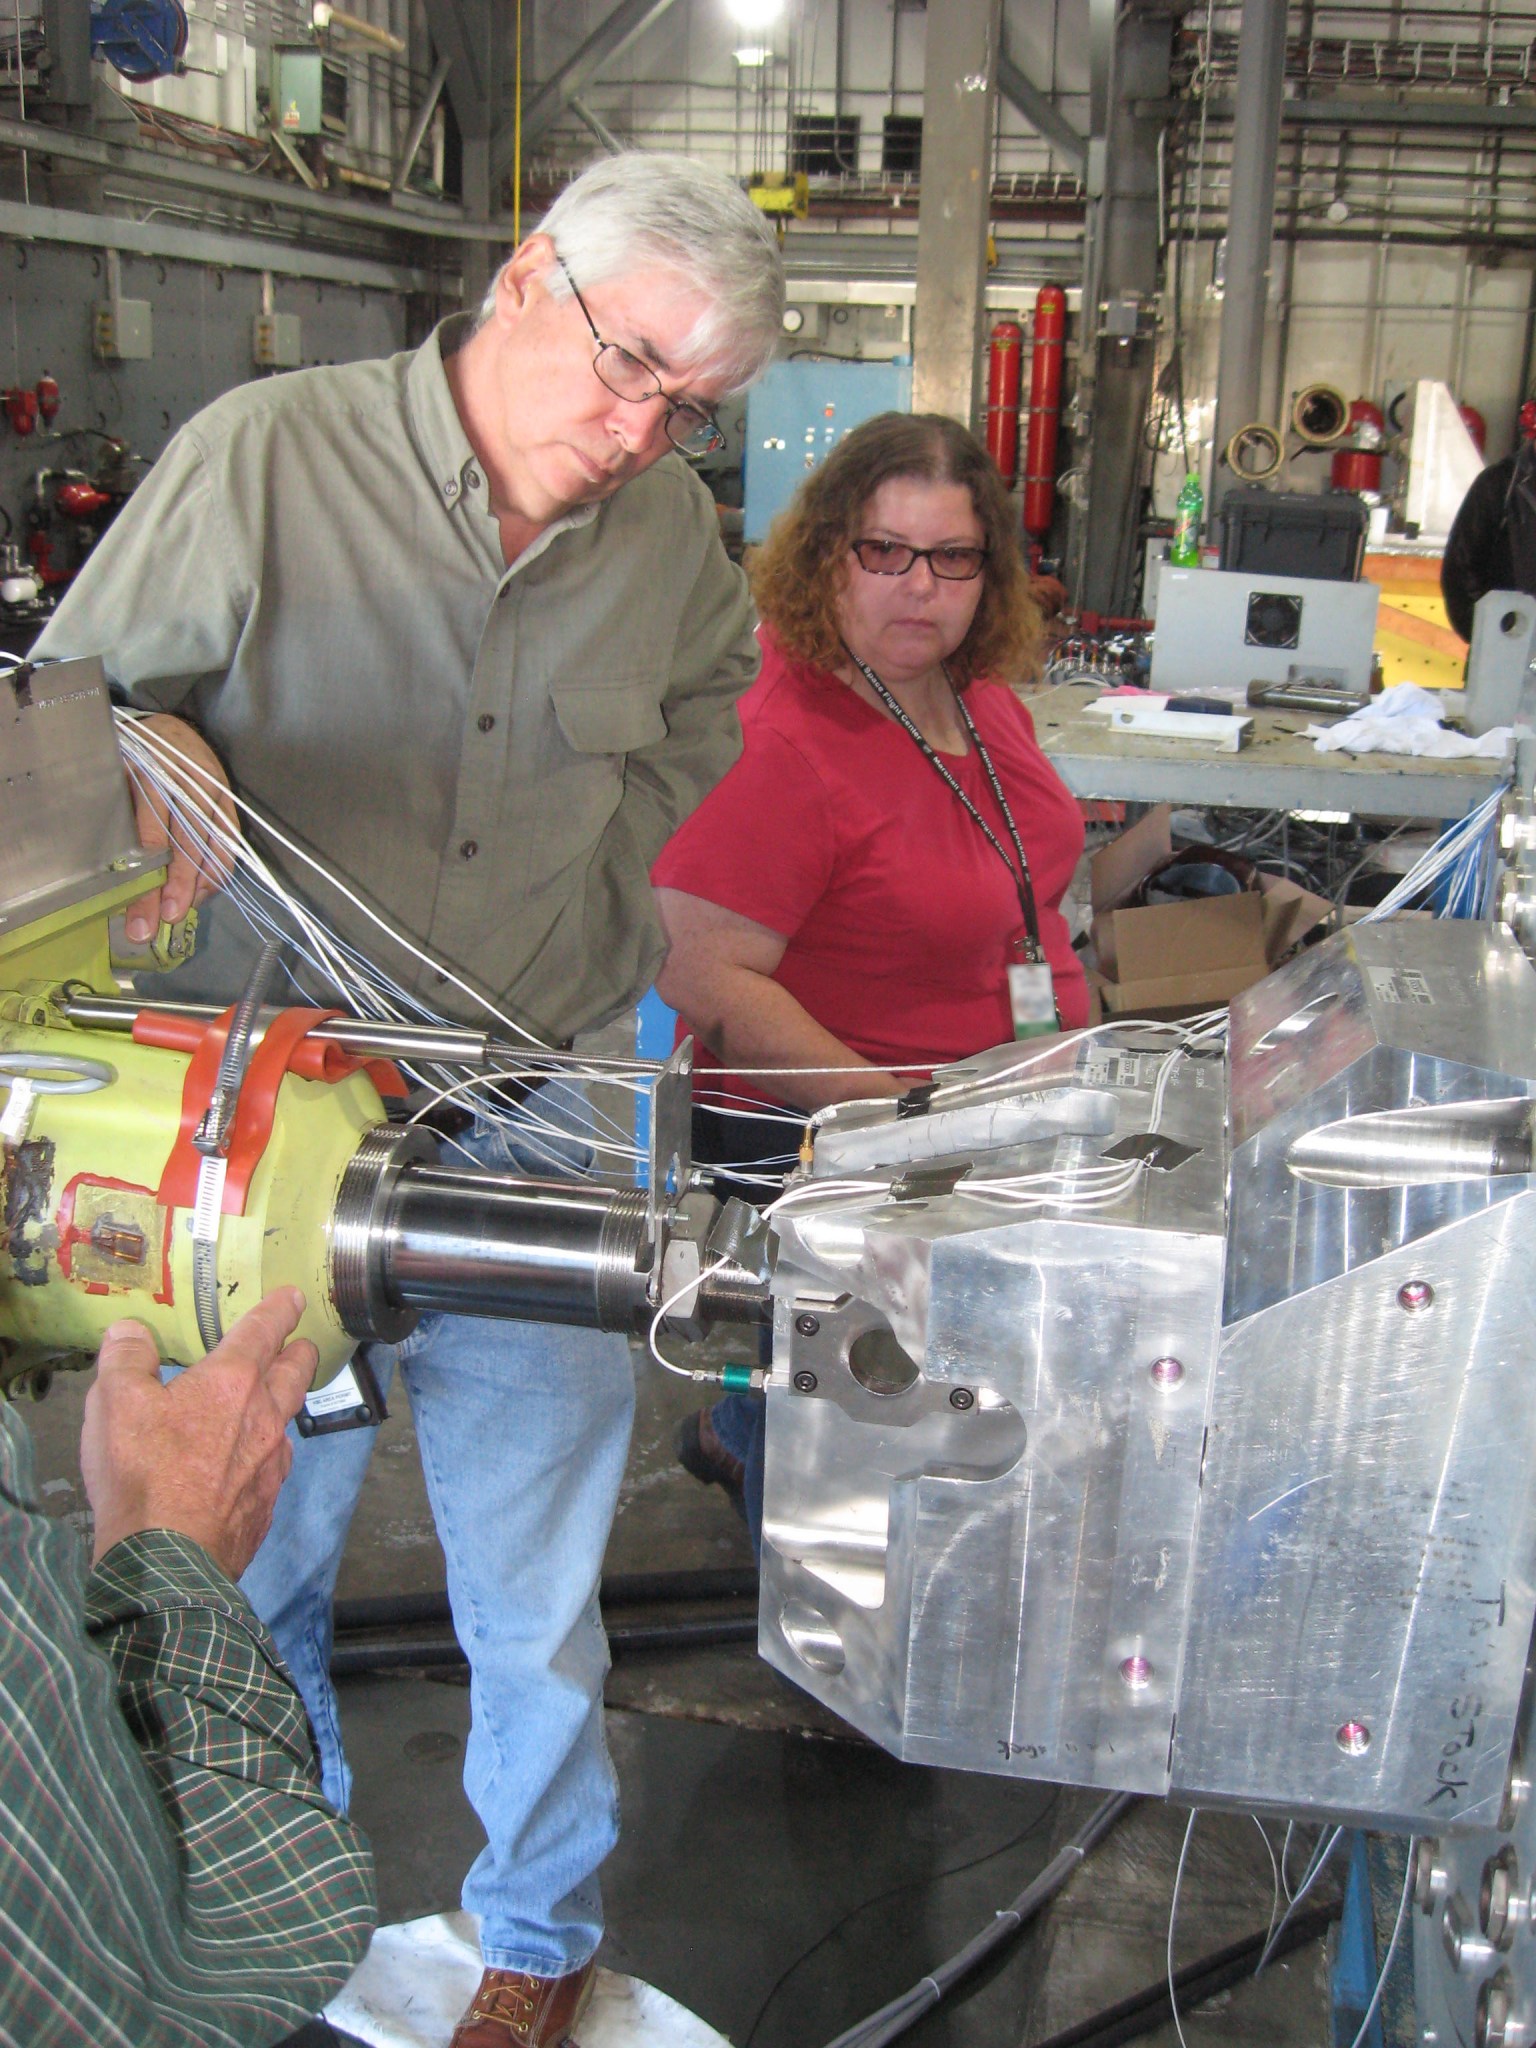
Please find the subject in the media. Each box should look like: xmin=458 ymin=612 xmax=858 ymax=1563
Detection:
xmin=1329 ymin=398 xmax=1386 ymax=495
xmin=1022 ymin=285 xmax=1066 ymax=542
xmin=984 ymin=321 xmax=1023 ymax=487
xmin=5 ymin=387 xmax=37 ymax=437
xmin=35 ymin=372 xmax=59 ymax=426
xmin=1458 ymin=402 xmax=1487 ymax=454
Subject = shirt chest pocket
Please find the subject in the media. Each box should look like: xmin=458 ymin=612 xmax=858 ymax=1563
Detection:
xmin=517 ymin=677 xmax=670 ymax=892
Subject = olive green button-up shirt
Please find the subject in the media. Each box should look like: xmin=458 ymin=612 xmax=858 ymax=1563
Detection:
xmin=36 ymin=317 xmax=758 ymax=1042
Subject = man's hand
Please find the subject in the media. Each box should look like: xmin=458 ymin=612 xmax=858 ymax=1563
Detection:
xmin=123 ymin=713 xmax=240 ymax=943
xmin=81 ymin=1288 xmax=319 ymax=1581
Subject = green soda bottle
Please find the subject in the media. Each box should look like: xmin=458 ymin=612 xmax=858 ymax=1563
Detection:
xmin=1170 ymin=470 xmax=1203 ymax=567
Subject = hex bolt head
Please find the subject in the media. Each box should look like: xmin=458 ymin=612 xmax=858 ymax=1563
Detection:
xmin=795 ymin=1312 xmax=821 ymax=1336
xmin=1336 ymin=1720 xmax=1371 ymax=1755
xmin=949 ymin=1386 xmax=976 ymax=1411
xmin=1398 ymin=1279 xmax=1434 ymax=1313
xmin=1477 ymin=1972 xmax=1515 ymax=2048
xmin=1416 ymin=1838 xmax=1448 ymax=1915
xmin=792 ymin=1370 xmax=818 ymax=1394
xmin=1119 ymin=1654 xmax=1152 ymax=1689
xmin=1150 ymin=1356 xmax=1184 ymax=1389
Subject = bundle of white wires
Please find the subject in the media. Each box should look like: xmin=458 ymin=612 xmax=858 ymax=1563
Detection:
xmin=1357 ymin=783 xmax=1507 ymax=925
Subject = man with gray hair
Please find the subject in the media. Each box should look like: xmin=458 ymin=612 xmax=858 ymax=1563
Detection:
xmin=36 ymin=151 xmax=783 ymax=2047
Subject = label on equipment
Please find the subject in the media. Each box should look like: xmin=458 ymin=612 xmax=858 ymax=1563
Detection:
xmin=1085 ymin=1049 xmax=1162 ymax=1090
xmin=1369 ymin=967 xmax=1434 ymax=1006
xmin=303 ymin=1361 xmax=366 ymax=1418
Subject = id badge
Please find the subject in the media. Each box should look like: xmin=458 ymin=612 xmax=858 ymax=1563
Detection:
xmin=1007 ymin=944 xmax=1057 ymax=1041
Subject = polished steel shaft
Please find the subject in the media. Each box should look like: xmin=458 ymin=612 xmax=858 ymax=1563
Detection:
xmin=378 ymin=1166 xmax=654 ymax=1330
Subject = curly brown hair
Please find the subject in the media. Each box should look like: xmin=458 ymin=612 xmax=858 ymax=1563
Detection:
xmin=748 ymin=411 xmax=1042 ymax=687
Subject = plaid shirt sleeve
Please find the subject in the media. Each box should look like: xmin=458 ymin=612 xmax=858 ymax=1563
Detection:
xmin=0 ymin=1405 xmax=376 ymax=2048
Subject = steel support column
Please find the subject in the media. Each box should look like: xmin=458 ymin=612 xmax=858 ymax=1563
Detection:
xmin=422 ymin=0 xmax=502 ymax=298
xmin=1209 ymin=0 xmax=1288 ymax=507
xmin=1073 ymin=5 xmax=1171 ymax=613
xmin=912 ymin=0 xmax=1003 ymax=425
xmin=40 ymin=0 xmax=92 ymax=116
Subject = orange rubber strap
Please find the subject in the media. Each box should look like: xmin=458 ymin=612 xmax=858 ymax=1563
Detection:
xmin=145 ymin=1006 xmax=407 ymax=1217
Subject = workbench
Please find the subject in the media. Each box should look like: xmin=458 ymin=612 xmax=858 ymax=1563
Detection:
xmin=1024 ymin=682 xmax=1508 ymax=820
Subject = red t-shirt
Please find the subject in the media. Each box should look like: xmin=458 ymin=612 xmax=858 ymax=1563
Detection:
xmin=651 ymin=635 xmax=1089 ymax=1102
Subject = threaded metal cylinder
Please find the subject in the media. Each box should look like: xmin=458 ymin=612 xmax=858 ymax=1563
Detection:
xmin=378 ymin=1166 xmax=653 ymax=1331
xmin=329 ymin=1123 xmax=439 ymax=1342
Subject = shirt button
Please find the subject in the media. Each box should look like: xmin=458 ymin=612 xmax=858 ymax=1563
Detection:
xmin=477 ymin=713 xmax=495 ymax=733
xmin=465 ymin=467 xmax=482 ymax=490
xmin=443 ymin=477 xmax=459 ymax=500
xmin=459 ymin=839 xmax=478 ymax=860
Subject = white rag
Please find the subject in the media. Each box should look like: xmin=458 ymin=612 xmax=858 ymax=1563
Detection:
xmin=1306 ymin=683 xmax=1512 ymax=760
xmin=326 ymin=1911 xmax=731 ymax=2048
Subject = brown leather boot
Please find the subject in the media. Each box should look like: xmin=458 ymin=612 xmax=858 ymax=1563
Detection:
xmin=447 ymin=1960 xmax=597 ymax=2047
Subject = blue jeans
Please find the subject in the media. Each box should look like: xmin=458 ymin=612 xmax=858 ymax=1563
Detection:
xmin=708 ymin=1392 xmax=766 ymax=1559
xmin=240 ymin=1094 xmax=634 ymax=1975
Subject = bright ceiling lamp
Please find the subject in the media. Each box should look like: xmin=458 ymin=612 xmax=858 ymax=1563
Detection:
xmin=726 ymin=0 xmax=783 ymax=27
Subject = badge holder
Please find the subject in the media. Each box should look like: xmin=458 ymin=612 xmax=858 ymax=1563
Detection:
xmin=1007 ymin=937 xmax=1057 ymax=1041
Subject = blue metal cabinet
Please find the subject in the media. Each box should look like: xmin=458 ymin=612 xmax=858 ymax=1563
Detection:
xmin=743 ymin=358 xmax=912 ymax=542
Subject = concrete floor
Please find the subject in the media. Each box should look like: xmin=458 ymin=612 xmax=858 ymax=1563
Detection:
xmin=22 ymin=1336 xmax=1342 ymax=2048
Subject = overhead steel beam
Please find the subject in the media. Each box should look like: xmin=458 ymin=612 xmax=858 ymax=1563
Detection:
xmin=570 ymin=97 xmax=624 ymax=155
xmin=997 ymin=37 xmax=1086 ymax=175
xmin=912 ymin=0 xmax=1003 ymax=425
xmin=498 ymin=0 xmax=682 ymax=174
xmin=1142 ymin=94 xmax=1536 ymax=131
xmin=0 ymin=112 xmax=512 ymax=242
xmin=0 ymin=197 xmax=441 ymax=291
xmin=420 ymin=0 xmax=495 ymax=139
xmin=1209 ymin=0 xmax=1289 ymax=509
xmin=393 ymin=54 xmax=452 ymax=191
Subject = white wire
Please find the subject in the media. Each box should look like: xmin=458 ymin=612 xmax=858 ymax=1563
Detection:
xmin=1256 ymin=1824 xmax=1343 ymax=1974
xmin=1358 ymin=787 xmax=1505 ymax=926
xmin=1254 ymin=1818 xmax=1282 ymax=1950
xmin=118 ymin=719 xmax=672 ymax=1159
xmin=1344 ymin=1844 xmax=1413 ymax=2048
xmin=646 ymin=1253 xmax=737 ymax=1380
xmin=1167 ymin=1808 xmax=1197 ymax=2048
xmin=117 ymin=714 xmax=554 ymax=1049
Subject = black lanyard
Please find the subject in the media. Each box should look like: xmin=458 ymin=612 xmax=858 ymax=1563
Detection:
xmin=844 ymin=646 xmax=1048 ymax=964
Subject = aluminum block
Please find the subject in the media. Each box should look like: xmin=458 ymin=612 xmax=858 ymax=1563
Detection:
xmin=1175 ymin=922 xmax=1536 ymax=1828
xmin=760 ymin=1035 xmax=1228 ymax=1792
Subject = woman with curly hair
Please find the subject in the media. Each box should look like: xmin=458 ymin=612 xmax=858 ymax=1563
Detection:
xmin=650 ymin=410 xmax=1089 ymax=1539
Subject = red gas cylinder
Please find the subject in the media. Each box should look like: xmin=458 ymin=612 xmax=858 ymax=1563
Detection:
xmin=1459 ymin=402 xmax=1487 ymax=453
xmin=984 ymin=321 xmax=1023 ymax=486
xmin=1330 ymin=398 xmax=1385 ymax=494
xmin=1022 ymin=285 xmax=1066 ymax=541
xmin=35 ymin=372 xmax=59 ymax=425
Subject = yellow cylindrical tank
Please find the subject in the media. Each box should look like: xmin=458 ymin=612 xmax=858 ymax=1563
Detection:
xmin=0 ymin=1018 xmax=385 ymax=1386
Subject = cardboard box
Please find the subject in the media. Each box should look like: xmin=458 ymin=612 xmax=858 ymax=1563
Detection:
xmin=1089 ymin=805 xmax=1333 ymax=1019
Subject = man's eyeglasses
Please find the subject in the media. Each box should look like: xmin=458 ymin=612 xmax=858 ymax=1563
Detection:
xmin=851 ymin=538 xmax=990 ymax=581
xmin=558 ymin=258 xmax=726 ymax=459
